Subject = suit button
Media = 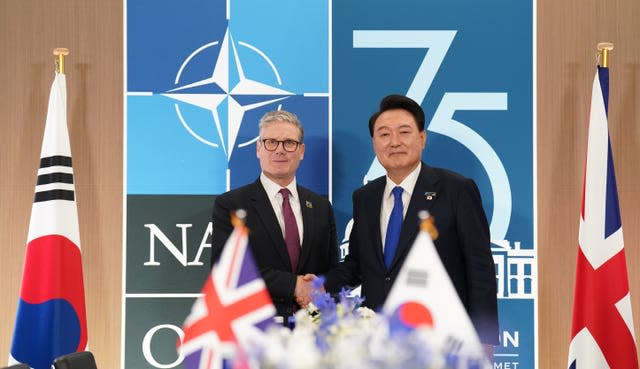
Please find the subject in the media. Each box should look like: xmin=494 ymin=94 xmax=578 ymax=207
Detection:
xmin=385 ymin=277 xmax=391 ymax=282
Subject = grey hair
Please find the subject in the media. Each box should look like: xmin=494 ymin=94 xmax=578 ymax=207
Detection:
xmin=258 ymin=110 xmax=304 ymax=142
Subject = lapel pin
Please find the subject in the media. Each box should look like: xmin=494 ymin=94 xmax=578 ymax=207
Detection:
xmin=306 ymin=201 xmax=313 ymax=208
xmin=424 ymin=192 xmax=437 ymax=201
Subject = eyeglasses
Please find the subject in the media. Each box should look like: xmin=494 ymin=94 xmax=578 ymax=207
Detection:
xmin=261 ymin=138 xmax=301 ymax=152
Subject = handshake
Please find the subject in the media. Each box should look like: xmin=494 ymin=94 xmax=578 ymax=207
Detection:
xmin=294 ymin=273 xmax=324 ymax=308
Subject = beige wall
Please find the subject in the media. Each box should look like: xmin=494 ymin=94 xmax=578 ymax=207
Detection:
xmin=0 ymin=1 xmax=122 ymax=368
xmin=0 ymin=1 xmax=638 ymax=369
xmin=537 ymin=0 xmax=640 ymax=367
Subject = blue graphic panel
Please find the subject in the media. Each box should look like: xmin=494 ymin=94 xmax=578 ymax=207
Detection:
xmin=495 ymin=300 xmax=535 ymax=369
xmin=230 ymin=1 xmax=328 ymax=93
xmin=127 ymin=0 xmax=228 ymax=93
xmin=332 ymin=1 xmax=535 ymax=368
xmin=127 ymin=95 xmax=227 ymax=194
xmin=228 ymin=96 xmax=329 ymax=192
xmin=128 ymin=95 xmax=328 ymax=195
xmin=127 ymin=0 xmax=329 ymax=195
xmin=332 ymin=0 xmax=533 ymax=247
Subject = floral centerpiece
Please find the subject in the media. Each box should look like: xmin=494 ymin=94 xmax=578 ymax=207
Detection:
xmin=244 ymin=278 xmax=486 ymax=369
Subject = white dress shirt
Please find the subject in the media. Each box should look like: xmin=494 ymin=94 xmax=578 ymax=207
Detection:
xmin=260 ymin=173 xmax=304 ymax=244
xmin=380 ymin=163 xmax=421 ymax=251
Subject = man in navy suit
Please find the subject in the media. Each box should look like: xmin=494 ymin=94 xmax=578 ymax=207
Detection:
xmin=324 ymin=95 xmax=498 ymax=349
xmin=211 ymin=110 xmax=338 ymax=321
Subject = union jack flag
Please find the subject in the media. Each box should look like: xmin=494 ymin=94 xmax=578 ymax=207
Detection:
xmin=179 ymin=219 xmax=276 ymax=369
xmin=567 ymin=66 xmax=638 ymax=369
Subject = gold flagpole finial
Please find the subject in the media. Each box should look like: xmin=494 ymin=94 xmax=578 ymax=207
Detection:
xmin=597 ymin=42 xmax=614 ymax=68
xmin=53 ymin=48 xmax=70 ymax=74
xmin=230 ymin=209 xmax=250 ymax=236
xmin=418 ymin=210 xmax=439 ymax=240
xmin=230 ymin=209 xmax=248 ymax=228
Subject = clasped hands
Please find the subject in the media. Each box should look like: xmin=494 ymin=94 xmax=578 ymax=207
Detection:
xmin=294 ymin=273 xmax=324 ymax=308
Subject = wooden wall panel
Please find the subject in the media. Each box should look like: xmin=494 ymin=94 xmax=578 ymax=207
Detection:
xmin=537 ymin=0 xmax=640 ymax=367
xmin=0 ymin=2 xmax=122 ymax=369
xmin=0 ymin=1 xmax=638 ymax=369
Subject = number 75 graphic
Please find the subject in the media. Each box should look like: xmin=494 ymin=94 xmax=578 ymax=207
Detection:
xmin=356 ymin=30 xmax=511 ymax=241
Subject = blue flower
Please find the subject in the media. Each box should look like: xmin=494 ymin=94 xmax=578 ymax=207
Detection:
xmin=244 ymin=280 xmax=489 ymax=369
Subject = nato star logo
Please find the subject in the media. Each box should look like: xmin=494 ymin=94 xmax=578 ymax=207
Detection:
xmin=126 ymin=0 xmax=329 ymax=195
xmin=163 ymin=27 xmax=292 ymax=162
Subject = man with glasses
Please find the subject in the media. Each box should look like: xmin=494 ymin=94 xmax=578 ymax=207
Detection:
xmin=211 ymin=110 xmax=338 ymax=321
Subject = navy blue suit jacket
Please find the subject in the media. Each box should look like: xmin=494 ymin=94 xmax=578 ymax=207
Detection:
xmin=211 ymin=179 xmax=339 ymax=319
xmin=325 ymin=163 xmax=499 ymax=344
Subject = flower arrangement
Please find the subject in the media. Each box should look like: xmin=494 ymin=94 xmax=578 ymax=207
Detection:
xmin=244 ymin=278 xmax=487 ymax=369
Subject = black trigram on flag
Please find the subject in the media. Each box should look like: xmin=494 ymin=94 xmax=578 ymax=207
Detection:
xmin=34 ymin=155 xmax=75 ymax=202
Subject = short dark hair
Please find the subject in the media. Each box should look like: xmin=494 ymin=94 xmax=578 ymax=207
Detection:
xmin=368 ymin=94 xmax=425 ymax=136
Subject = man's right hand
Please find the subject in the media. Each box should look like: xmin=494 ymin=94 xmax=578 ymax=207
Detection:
xmin=294 ymin=275 xmax=313 ymax=307
xmin=295 ymin=274 xmax=325 ymax=307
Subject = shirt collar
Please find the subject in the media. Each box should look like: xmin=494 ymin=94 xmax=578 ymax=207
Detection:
xmin=383 ymin=163 xmax=421 ymax=199
xmin=260 ymin=173 xmax=299 ymax=201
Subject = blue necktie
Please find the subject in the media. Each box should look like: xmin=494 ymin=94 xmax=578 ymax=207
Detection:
xmin=384 ymin=186 xmax=404 ymax=268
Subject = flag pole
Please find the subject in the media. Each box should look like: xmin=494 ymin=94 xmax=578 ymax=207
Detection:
xmin=597 ymin=42 xmax=613 ymax=68
xmin=231 ymin=209 xmax=248 ymax=228
xmin=418 ymin=210 xmax=439 ymax=240
xmin=53 ymin=47 xmax=69 ymax=74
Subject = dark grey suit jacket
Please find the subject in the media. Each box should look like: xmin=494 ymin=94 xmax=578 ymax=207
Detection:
xmin=211 ymin=179 xmax=339 ymax=318
xmin=325 ymin=163 xmax=499 ymax=344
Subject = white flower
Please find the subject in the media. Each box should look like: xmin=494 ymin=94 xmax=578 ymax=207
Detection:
xmin=355 ymin=306 xmax=376 ymax=319
xmin=242 ymin=286 xmax=484 ymax=369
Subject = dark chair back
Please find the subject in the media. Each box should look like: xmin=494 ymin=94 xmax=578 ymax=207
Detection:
xmin=1 ymin=364 xmax=31 ymax=369
xmin=53 ymin=351 xmax=97 ymax=369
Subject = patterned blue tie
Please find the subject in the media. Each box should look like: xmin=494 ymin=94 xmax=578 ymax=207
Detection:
xmin=384 ymin=186 xmax=404 ymax=268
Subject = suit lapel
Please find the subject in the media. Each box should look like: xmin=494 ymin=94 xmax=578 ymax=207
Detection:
xmin=391 ymin=163 xmax=440 ymax=269
xmin=366 ymin=179 xmax=386 ymax=268
xmin=249 ymin=180 xmax=291 ymax=268
xmin=297 ymin=186 xmax=314 ymax=273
